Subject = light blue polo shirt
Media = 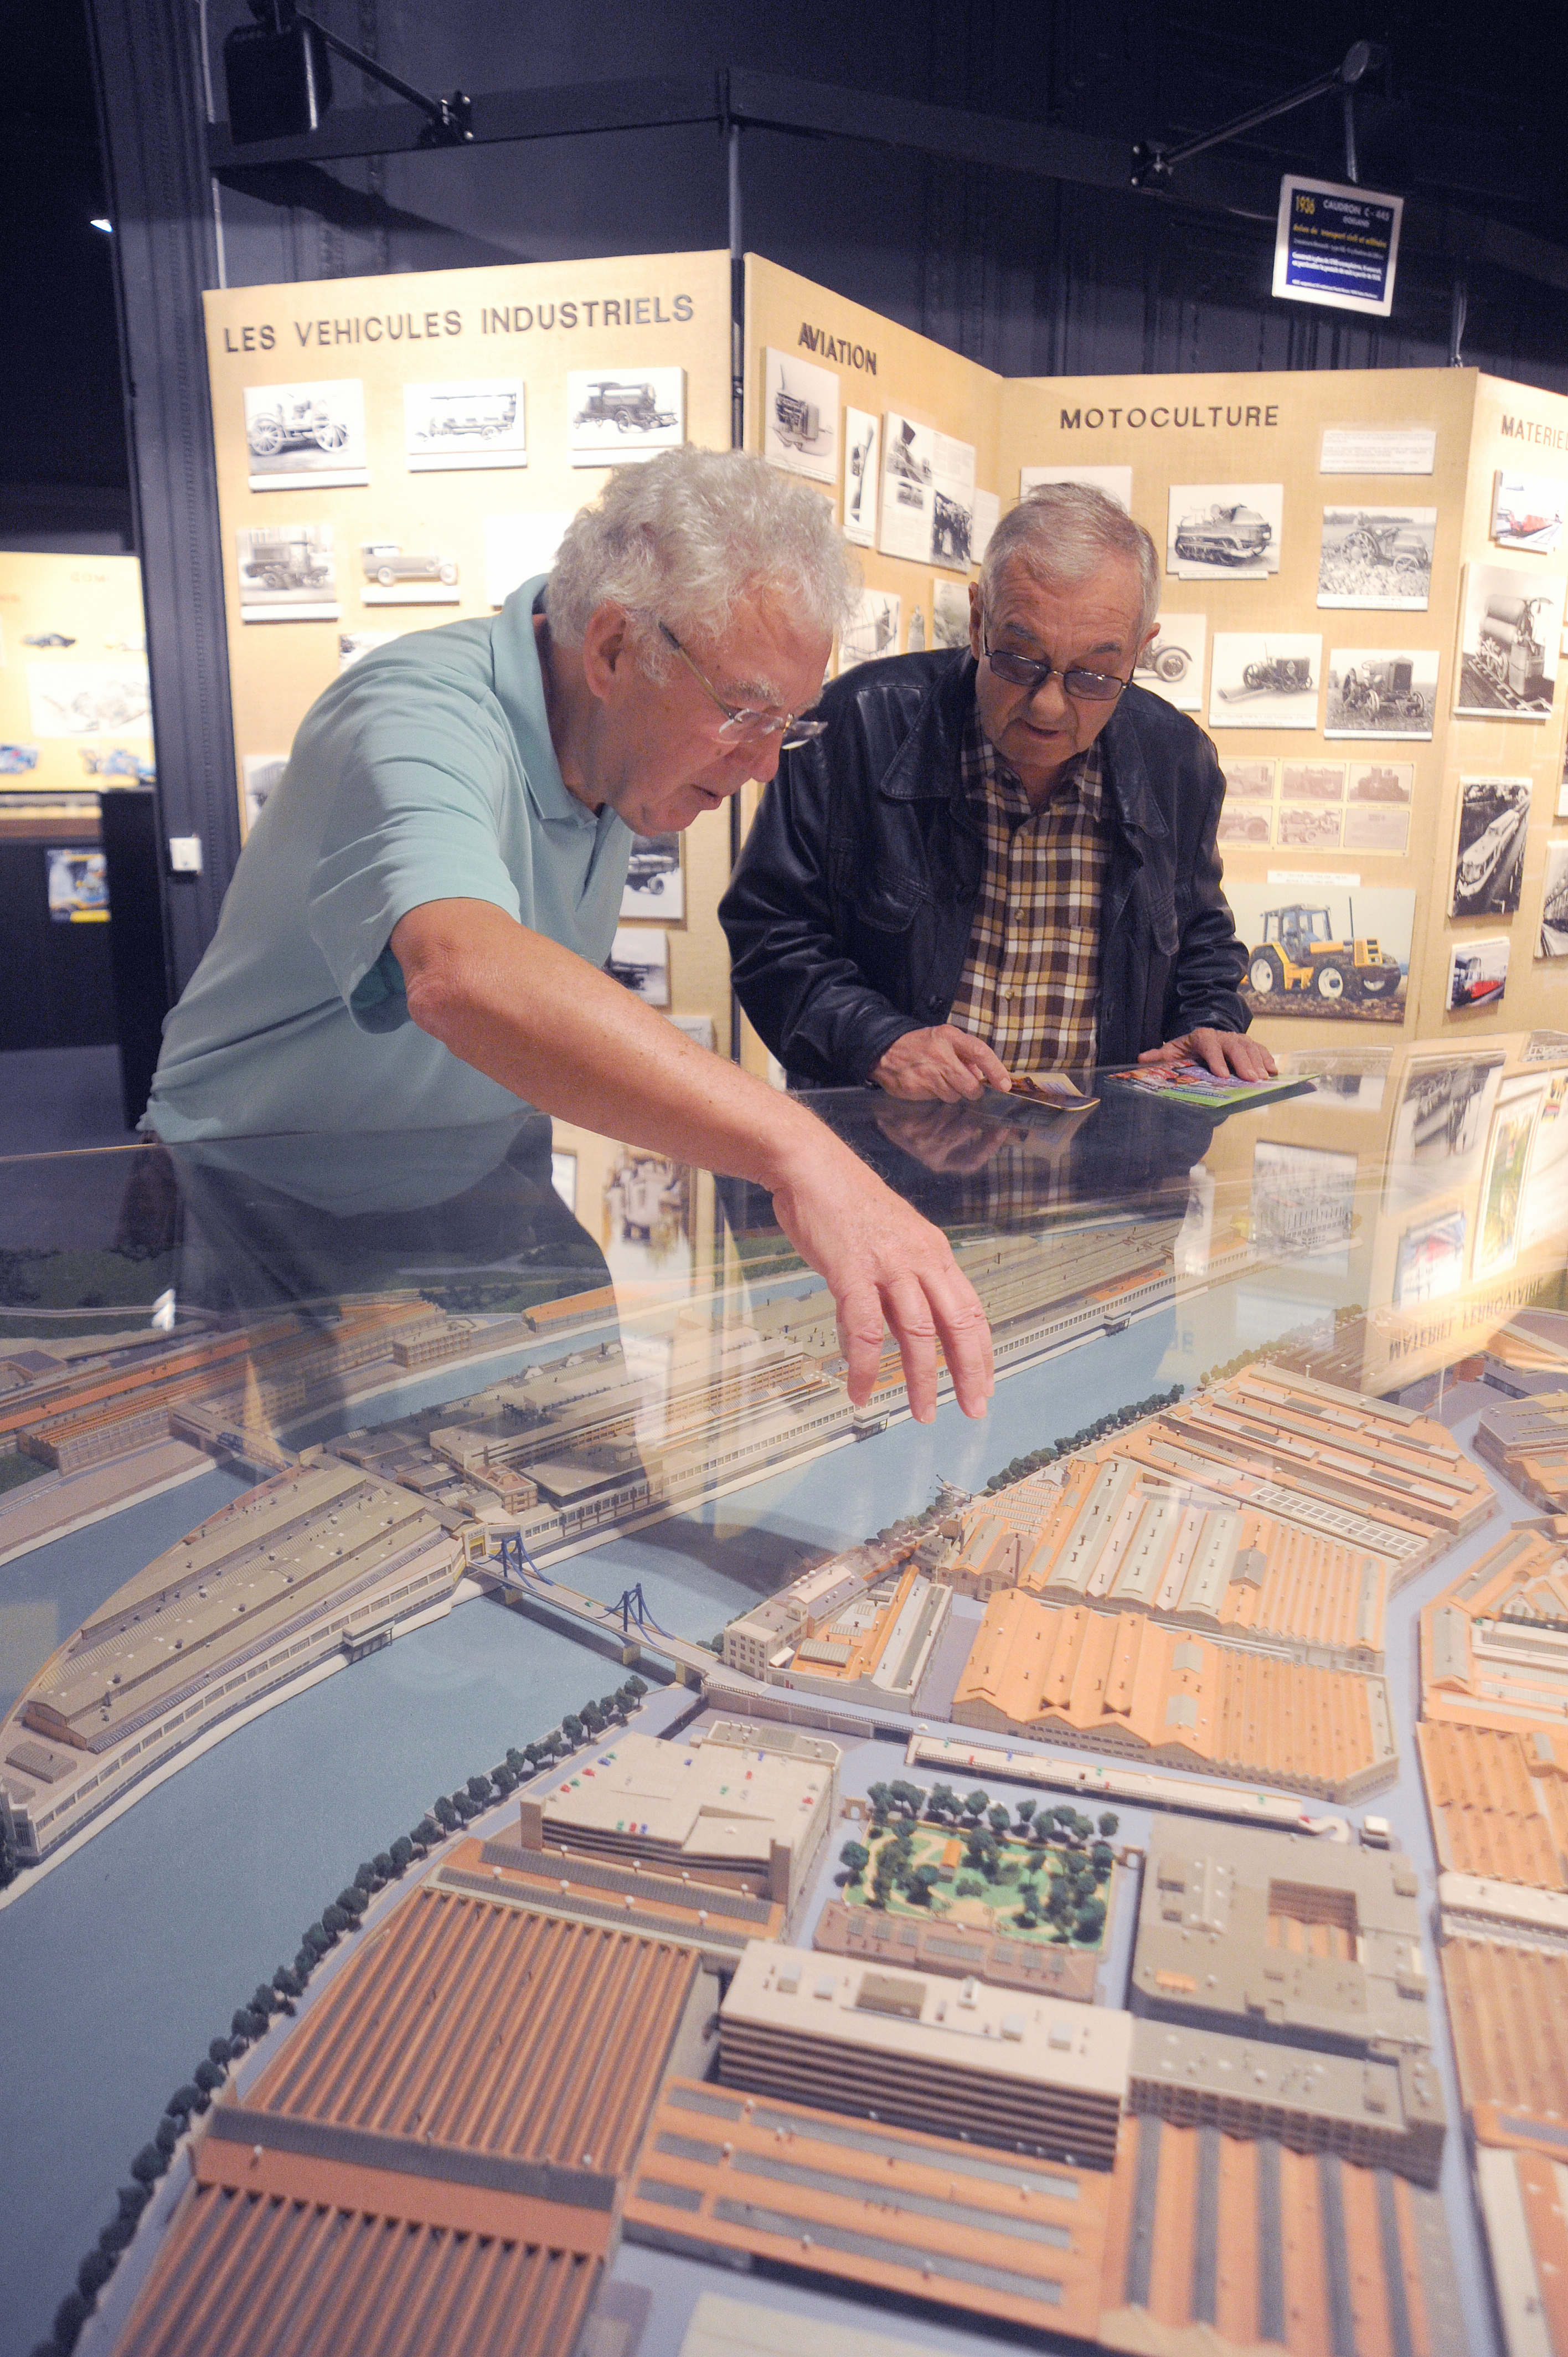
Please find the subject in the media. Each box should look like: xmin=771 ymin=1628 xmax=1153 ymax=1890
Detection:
xmin=145 ymin=579 xmax=632 ymax=1140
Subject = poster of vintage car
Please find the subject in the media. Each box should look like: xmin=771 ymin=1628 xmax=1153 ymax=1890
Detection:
xmin=1456 ymin=562 xmax=1564 ymax=717
xmin=1208 ymin=634 xmax=1320 ymax=728
xmin=1448 ymin=776 xmax=1532 ymax=918
xmin=763 ymin=348 xmax=839 ymax=487
xmin=27 ymin=660 xmax=151 ymax=736
xmin=1019 ymin=464 xmax=1132 ymax=511
xmin=931 ymin=578 xmax=970 ymax=649
xmin=1539 ymin=842 xmax=1568 ymax=958
xmin=567 ymin=366 xmax=685 ymax=464
xmin=1317 ymin=506 xmax=1436 ymax=609
xmin=244 ymin=379 xmax=367 ymax=490
xmin=621 ymin=831 xmax=684 ymax=922
xmin=842 ymin=409 xmax=880 ymax=549
xmin=1474 ymin=1078 xmax=1544 ymax=1279
xmin=1134 ymin=611 xmax=1205 ymax=711
xmin=1167 ymin=483 xmax=1283 ymax=579
xmin=359 ymin=537 xmax=461 ymax=605
xmin=839 ymin=589 xmax=901 ymax=671
xmin=1323 ymin=647 xmax=1438 ymax=738
xmin=484 ymin=511 xmax=574 ymax=606
xmin=1229 ymin=879 xmax=1412 ymax=1023
xmin=1384 ymin=1050 xmax=1504 ymax=1209
xmin=1492 ymin=470 xmax=1566 ymax=554
xmin=404 ymin=377 xmax=526 ymax=471
xmin=235 ymin=523 xmax=339 ymax=622
xmin=1447 ymin=933 xmax=1510 ymax=1014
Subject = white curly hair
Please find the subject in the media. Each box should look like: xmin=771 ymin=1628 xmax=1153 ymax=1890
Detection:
xmin=545 ymin=445 xmax=859 ymax=678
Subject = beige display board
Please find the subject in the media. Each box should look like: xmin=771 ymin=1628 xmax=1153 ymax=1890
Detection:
xmin=998 ymin=368 xmax=1568 ymax=1048
xmin=201 ymin=253 xmax=738 ymax=1048
xmin=0 ymin=549 xmax=152 ymax=797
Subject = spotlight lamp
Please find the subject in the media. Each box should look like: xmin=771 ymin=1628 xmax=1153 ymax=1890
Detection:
xmin=223 ymin=0 xmax=472 ymax=147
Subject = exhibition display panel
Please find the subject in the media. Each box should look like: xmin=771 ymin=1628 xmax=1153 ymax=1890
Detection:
xmin=5 ymin=1037 xmax=1568 ymax=2355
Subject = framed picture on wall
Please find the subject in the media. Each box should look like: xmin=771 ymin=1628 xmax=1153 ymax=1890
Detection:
xmin=621 ymin=832 xmax=684 ymax=922
xmin=932 ymin=578 xmax=970 ymax=649
xmin=1539 ymin=841 xmax=1568 ymax=957
xmin=1447 ymin=934 xmax=1510 ymax=1013
xmin=1229 ymin=879 xmax=1412 ymax=1022
xmin=1456 ymin=563 xmax=1564 ymax=718
xmin=842 ymin=409 xmax=880 ymax=548
xmin=1134 ymin=613 xmax=1205 ymax=711
xmin=607 ymin=927 xmax=669 ymax=1007
xmin=1449 ymin=777 xmax=1532 ymax=918
xmin=1208 ymin=634 xmax=1320 ymax=728
xmin=763 ymin=348 xmax=839 ymax=486
xmin=404 ymin=378 xmax=526 ymax=471
xmin=1168 ymin=483 xmax=1283 ymax=579
xmin=1492 ymin=471 xmax=1566 ymax=554
xmin=568 ymin=367 xmax=685 ymax=464
xmin=235 ymin=524 xmax=338 ymax=622
xmin=244 ymin=379 xmax=367 ymax=490
xmin=839 ymin=589 xmax=900 ymax=671
xmin=1323 ymin=647 xmax=1438 ymax=739
xmin=1317 ymin=506 xmax=1435 ymax=609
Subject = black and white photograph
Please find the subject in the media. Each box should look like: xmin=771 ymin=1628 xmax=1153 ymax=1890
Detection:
xmin=1343 ymin=803 xmax=1410 ymax=856
xmin=842 ymin=408 xmax=880 ymax=548
xmin=484 ymin=511 xmax=574 ymax=606
xmin=763 ymin=348 xmax=838 ymax=486
xmin=1317 ymin=506 xmax=1435 ymax=609
xmin=359 ymin=539 xmax=461 ymax=606
xmin=1281 ymin=760 xmax=1344 ymax=801
xmin=404 ymin=378 xmax=525 ymax=472
xmin=1447 ymin=934 xmax=1510 ymax=1013
xmin=1208 ymin=633 xmax=1319 ymax=729
xmin=1019 ymin=463 xmax=1132 ymax=511
xmin=1276 ymin=805 xmax=1343 ymax=851
xmin=906 ymin=607 xmax=926 ymax=652
xmin=1250 ymin=1140 xmax=1357 ymax=1263
xmin=567 ymin=366 xmax=684 ymax=465
xmin=878 ymin=413 xmax=935 ymax=562
xmin=1218 ymin=756 xmax=1275 ymax=800
xmin=1324 ymin=647 xmax=1438 ymax=738
xmin=1457 ymin=562 xmax=1564 ymax=717
xmin=27 ymin=660 xmax=151 ymax=737
xmin=1349 ymin=760 xmax=1413 ymax=804
xmin=930 ymin=430 xmax=977 ymax=571
xmin=1217 ymin=804 xmax=1271 ymax=846
xmin=244 ymin=379 xmax=367 ymax=490
xmin=1385 ymin=1052 xmax=1504 ymax=1209
xmin=621 ymin=832 xmax=683 ymax=923
xmin=1449 ymin=776 xmax=1532 ymax=918
xmin=338 ymin=630 xmax=401 ymax=672
xmin=241 ymin=753 xmax=287 ymax=831
xmin=1133 ymin=612 xmax=1204 ymax=711
xmin=1539 ymin=842 xmax=1568 ymax=958
xmin=606 ymin=926 xmax=669 ymax=1007
xmin=1168 ymin=482 xmax=1282 ymax=579
xmin=932 ymin=578 xmax=971 ymax=649
xmin=839 ymin=588 xmax=900 ymax=671
xmin=235 ymin=523 xmax=338 ymax=621
xmin=1394 ymin=1206 xmax=1466 ymax=1305
xmin=1492 ymin=470 xmax=1566 ymax=554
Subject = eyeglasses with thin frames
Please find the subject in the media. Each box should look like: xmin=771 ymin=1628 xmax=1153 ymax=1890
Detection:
xmin=658 ymin=621 xmax=829 ymax=749
xmin=982 ymin=628 xmax=1131 ymax=704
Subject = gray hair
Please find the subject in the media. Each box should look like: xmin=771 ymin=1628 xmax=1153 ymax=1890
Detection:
xmin=981 ymin=483 xmax=1160 ymax=641
xmin=546 ymin=445 xmax=859 ymax=676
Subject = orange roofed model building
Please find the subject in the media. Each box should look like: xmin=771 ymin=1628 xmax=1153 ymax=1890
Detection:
xmin=952 ymin=1589 xmax=1398 ymax=1800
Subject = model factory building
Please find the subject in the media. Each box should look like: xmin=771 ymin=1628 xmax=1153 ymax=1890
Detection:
xmin=1127 ymin=1823 xmax=1445 ymax=2183
xmin=517 ymin=1722 xmax=838 ymax=1918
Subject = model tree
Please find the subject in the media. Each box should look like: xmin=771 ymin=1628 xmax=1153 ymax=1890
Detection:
xmin=838 ymin=1839 xmax=869 ymax=1883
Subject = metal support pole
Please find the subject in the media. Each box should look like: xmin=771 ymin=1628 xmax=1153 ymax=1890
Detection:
xmin=1342 ymin=87 xmax=1359 ymax=184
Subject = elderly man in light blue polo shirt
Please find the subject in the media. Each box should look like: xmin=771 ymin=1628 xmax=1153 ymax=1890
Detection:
xmin=146 ymin=447 xmax=992 ymax=1423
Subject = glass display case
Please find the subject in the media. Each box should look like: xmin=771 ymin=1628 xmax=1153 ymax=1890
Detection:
xmin=4 ymin=1041 xmax=1567 ymax=2357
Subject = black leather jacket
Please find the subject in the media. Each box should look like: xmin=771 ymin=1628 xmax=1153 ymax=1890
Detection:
xmin=721 ymin=649 xmax=1250 ymax=1087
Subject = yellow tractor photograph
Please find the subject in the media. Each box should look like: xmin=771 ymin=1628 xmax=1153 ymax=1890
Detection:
xmin=1245 ymin=900 xmax=1401 ymax=1004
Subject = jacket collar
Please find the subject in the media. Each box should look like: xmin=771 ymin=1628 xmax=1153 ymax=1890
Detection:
xmin=875 ymin=653 xmax=1169 ymax=844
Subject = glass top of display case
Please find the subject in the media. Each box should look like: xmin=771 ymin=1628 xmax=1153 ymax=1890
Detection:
xmin=3 ymin=1039 xmax=1567 ymax=2357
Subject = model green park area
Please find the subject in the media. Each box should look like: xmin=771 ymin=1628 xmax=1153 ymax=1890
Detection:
xmin=837 ymin=1781 xmax=1116 ymax=1952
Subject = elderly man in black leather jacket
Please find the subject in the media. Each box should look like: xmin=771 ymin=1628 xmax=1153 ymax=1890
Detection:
xmin=721 ymin=482 xmax=1271 ymax=1099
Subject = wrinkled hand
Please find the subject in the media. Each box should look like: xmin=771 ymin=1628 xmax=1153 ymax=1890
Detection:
xmin=768 ymin=1145 xmax=994 ymax=1422
xmin=1138 ymin=1027 xmax=1277 ymax=1082
xmin=871 ymin=1025 xmax=1012 ymax=1102
xmin=872 ymin=1098 xmax=1020 ymax=1175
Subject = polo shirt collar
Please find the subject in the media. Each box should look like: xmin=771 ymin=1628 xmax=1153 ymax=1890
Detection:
xmin=489 ymin=573 xmax=599 ymax=831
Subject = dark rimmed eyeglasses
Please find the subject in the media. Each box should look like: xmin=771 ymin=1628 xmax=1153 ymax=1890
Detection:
xmin=982 ymin=629 xmax=1131 ymax=704
xmin=659 ymin=621 xmax=829 ymax=748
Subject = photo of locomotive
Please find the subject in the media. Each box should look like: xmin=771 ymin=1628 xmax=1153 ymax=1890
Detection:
xmin=1174 ymin=502 xmax=1272 ymax=566
xmin=1450 ymin=777 xmax=1531 ymax=918
xmin=1448 ymin=943 xmax=1508 ymax=1009
xmin=1540 ymin=846 xmax=1568 ymax=958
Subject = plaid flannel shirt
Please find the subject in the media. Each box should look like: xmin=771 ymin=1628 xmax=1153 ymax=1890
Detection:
xmin=946 ymin=701 xmax=1111 ymax=1075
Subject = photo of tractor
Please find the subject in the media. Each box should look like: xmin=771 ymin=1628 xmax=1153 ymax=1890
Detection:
xmin=1174 ymin=501 xmax=1272 ymax=566
xmin=1324 ymin=650 xmax=1438 ymax=737
xmin=1317 ymin=507 xmax=1435 ymax=607
xmin=1244 ymin=901 xmax=1403 ymax=1010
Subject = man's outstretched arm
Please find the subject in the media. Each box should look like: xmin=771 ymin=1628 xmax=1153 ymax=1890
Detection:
xmin=391 ymin=897 xmax=993 ymax=1422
